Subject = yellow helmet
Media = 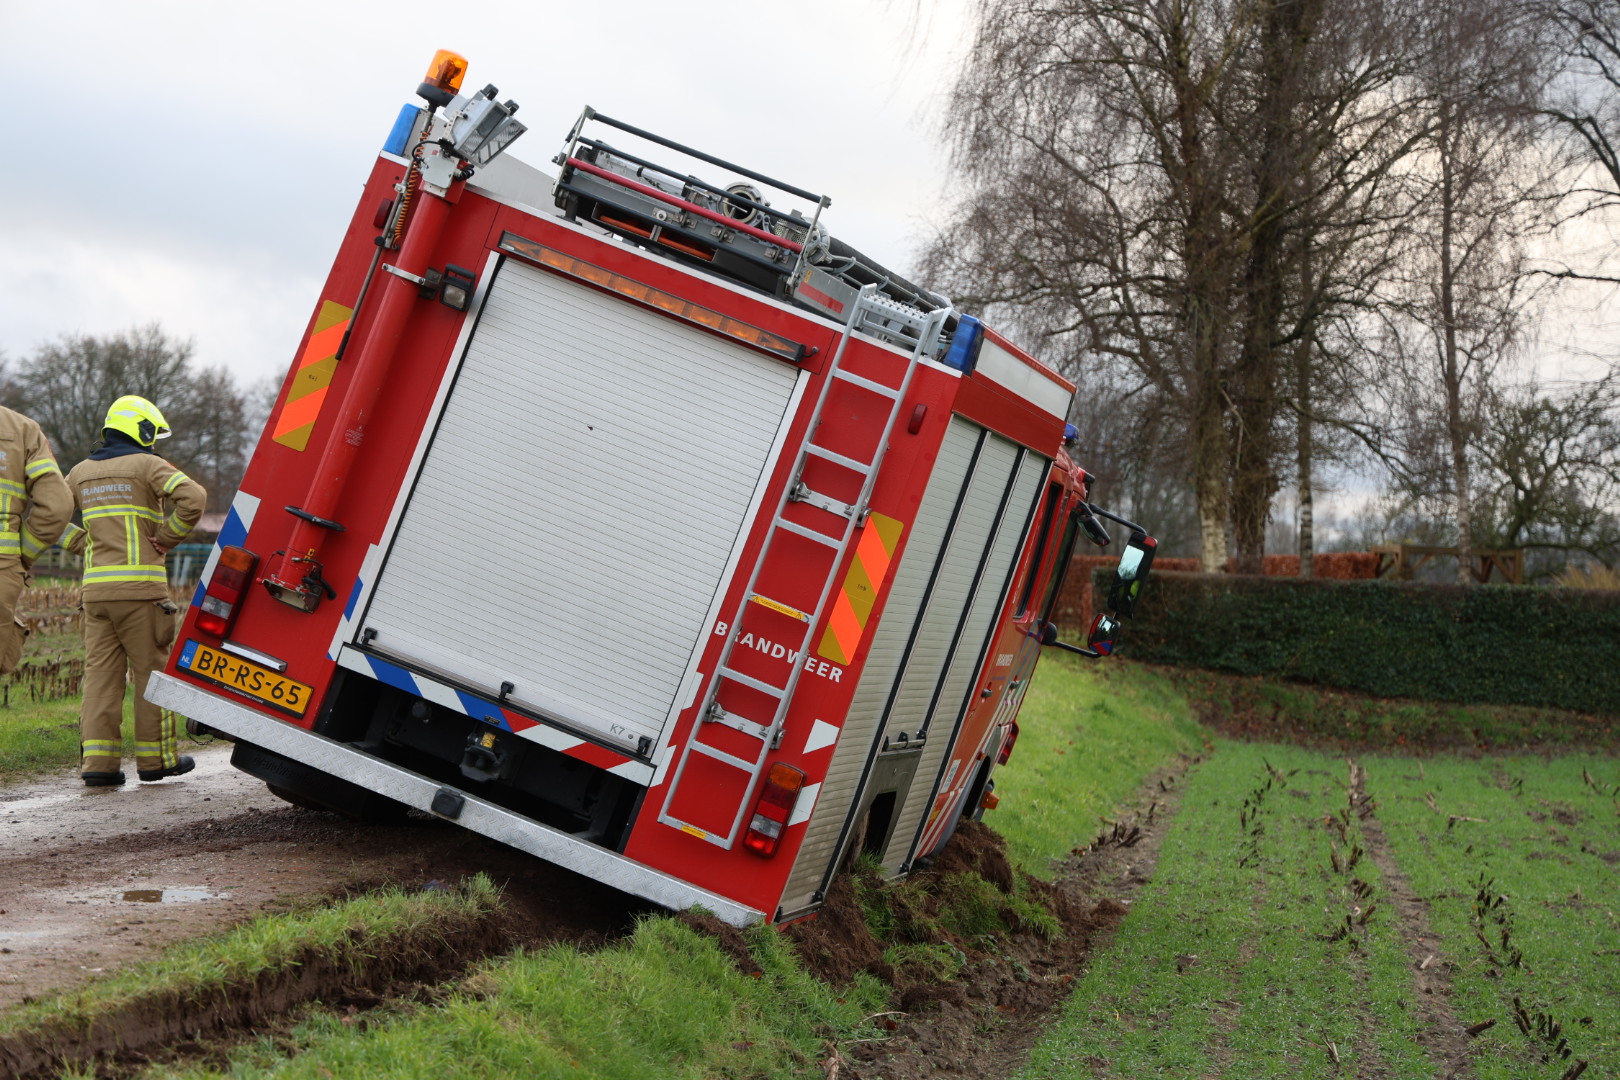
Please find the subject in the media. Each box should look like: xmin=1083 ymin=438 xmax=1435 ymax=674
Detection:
xmin=103 ymin=395 xmax=171 ymax=447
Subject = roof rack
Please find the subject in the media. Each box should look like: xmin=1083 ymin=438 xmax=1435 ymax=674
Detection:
xmin=551 ymin=108 xmax=950 ymax=342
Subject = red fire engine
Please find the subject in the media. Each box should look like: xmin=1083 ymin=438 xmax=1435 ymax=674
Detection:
xmin=148 ymin=51 xmax=1155 ymax=925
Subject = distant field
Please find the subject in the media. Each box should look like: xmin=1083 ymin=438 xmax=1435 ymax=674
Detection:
xmin=1012 ymin=733 xmax=1619 ymax=1078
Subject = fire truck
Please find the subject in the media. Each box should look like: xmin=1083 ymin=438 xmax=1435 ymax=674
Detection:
xmin=147 ymin=51 xmax=1156 ymax=926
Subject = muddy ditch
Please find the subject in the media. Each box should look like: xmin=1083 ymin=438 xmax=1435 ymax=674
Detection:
xmin=0 ymin=882 xmax=505 ymax=1080
xmin=0 ymin=752 xmax=1194 ymax=1080
xmin=786 ymin=763 xmax=1194 ymax=1080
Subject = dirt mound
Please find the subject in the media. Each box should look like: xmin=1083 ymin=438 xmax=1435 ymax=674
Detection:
xmin=784 ymin=870 xmax=894 ymax=988
xmin=782 ymin=818 xmax=1164 ymax=1080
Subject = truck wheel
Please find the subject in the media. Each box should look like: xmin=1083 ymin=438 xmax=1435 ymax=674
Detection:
xmin=265 ymin=784 xmax=329 ymax=812
xmin=232 ymin=740 xmax=409 ymax=824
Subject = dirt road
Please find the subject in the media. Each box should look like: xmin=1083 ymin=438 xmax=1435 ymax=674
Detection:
xmin=0 ymin=742 xmax=647 ymax=1008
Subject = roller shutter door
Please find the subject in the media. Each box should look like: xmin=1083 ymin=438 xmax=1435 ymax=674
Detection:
xmin=357 ymin=258 xmax=800 ymax=753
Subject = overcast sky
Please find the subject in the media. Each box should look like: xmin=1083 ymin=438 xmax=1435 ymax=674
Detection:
xmin=1 ymin=1 xmax=974 ymax=387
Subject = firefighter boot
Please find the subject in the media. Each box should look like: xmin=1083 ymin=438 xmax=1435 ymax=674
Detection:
xmin=138 ymin=755 xmax=195 ymax=782
xmin=82 ymin=770 xmax=126 ymax=787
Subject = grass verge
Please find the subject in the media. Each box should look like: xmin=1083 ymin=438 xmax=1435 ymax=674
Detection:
xmin=138 ymin=917 xmax=888 ymax=1080
xmin=1369 ymin=754 xmax=1620 ymax=1077
xmin=0 ymin=699 xmax=81 ymax=781
xmin=0 ymin=687 xmax=201 ymax=785
xmin=987 ymin=655 xmax=1207 ymax=877
xmin=0 ymin=877 xmax=505 ymax=1079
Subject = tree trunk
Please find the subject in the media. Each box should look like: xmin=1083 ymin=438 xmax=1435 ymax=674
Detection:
xmin=1296 ymin=336 xmax=1315 ymax=578
xmin=1437 ymin=101 xmax=1475 ymax=586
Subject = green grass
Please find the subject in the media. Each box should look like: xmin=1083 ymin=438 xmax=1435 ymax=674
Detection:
xmin=0 ymin=877 xmax=503 ymax=1042
xmin=142 ymin=917 xmax=887 ymax=1080
xmin=1017 ymin=741 xmax=1433 ymax=1078
xmin=1368 ymin=754 xmax=1620 ymax=1076
xmin=988 ymin=656 xmax=1207 ymax=876
xmin=1169 ymin=666 xmax=1618 ymax=750
xmin=0 ymin=698 xmax=81 ymax=780
xmin=0 ymin=687 xmax=198 ymax=784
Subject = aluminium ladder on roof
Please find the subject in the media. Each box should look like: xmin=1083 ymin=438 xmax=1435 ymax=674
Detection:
xmin=657 ymin=285 xmax=950 ymax=849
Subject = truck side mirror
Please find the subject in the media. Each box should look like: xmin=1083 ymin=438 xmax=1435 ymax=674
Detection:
xmin=1087 ymin=613 xmax=1120 ymax=655
xmin=1040 ymin=619 xmax=1115 ymax=659
xmin=1106 ymin=529 xmax=1157 ymax=618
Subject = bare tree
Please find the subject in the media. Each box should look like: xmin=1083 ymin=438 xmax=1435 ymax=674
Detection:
xmin=921 ymin=0 xmax=1257 ymax=571
xmin=1369 ymin=0 xmax=1551 ymax=584
xmin=1476 ymin=372 xmax=1620 ymax=573
xmin=13 ymin=324 xmax=252 ymax=510
xmin=1539 ymin=0 xmax=1620 ymax=204
xmin=926 ymin=0 xmax=1433 ymax=574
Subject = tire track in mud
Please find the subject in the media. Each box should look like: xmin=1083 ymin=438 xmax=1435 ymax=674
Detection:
xmin=1349 ymin=758 xmax=1478 ymax=1080
xmin=0 ymin=744 xmax=650 ymax=1016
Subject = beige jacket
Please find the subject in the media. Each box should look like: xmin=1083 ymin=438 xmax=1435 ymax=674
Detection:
xmin=0 ymin=406 xmax=74 ymax=567
xmin=65 ymin=451 xmax=207 ymax=601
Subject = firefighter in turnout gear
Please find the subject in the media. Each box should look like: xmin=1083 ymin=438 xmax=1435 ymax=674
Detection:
xmin=64 ymin=396 xmax=206 ymax=787
xmin=0 ymin=407 xmax=74 ymax=674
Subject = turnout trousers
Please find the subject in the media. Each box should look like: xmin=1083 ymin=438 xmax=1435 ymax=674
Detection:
xmin=79 ymin=598 xmax=178 ymax=774
xmin=0 ymin=558 xmax=27 ymax=675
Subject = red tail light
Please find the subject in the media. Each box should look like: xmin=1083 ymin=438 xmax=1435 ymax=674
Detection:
xmin=996 ymin=722 xmax=1021 ymax=766
xmin=196 ymin=546 xmax=257 ymax=638
xmin=742 ymin=762 xmax=806 ymax=858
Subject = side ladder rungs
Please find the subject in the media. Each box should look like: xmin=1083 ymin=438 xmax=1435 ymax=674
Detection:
xmin=804 ymin=442 xmax=875 ymax=476
xmin=688 ymin=740 xmax=761 ymax=773
xmin=716 ymin=665 xmax=789 ymax=699
xmin=833 ymin=368 xmax=903 ymax=399
xmin=790 ymin=483 xmax=857 ymax=519
xmin=773 ymin=518 xmax=843 ymax=548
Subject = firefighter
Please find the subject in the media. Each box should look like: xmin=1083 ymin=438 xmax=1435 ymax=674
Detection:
xmin=63 ymin=396 xmax=207 ymax=787
xmin=0 ymin=406 xmax=75 ymax=675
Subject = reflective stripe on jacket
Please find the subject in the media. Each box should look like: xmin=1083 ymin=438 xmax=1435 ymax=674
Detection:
xmin=65 ymin=453 xmax=207 ymax=601
xmin=0 ymin=407 xmax=73 ymax=566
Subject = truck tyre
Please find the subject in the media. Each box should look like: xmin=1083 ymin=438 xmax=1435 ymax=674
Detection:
xmin=232 ymin=740 xmax=409 ymax=824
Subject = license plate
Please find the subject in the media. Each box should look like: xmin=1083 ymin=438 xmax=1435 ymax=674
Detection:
xmin=178 ymin=640 xmax=313 ymax=717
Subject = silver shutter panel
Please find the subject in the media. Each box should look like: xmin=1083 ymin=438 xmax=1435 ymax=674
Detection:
xmin=358 ymin=258 xmax=800 ymax=751
xmin=885 ymin=448 xmax=1047 ymax=872
xmin=778 ymin=418 xmax=982 ymax=913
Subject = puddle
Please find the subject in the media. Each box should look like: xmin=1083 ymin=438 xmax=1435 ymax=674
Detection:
xmin=120 ymin=888 xmax=220 ymax=904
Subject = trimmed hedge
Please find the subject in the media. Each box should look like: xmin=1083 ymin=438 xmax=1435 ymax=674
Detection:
xmin=1100 ymin=569 xmax=1620 ymax=716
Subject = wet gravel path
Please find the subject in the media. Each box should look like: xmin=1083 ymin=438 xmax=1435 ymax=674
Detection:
xmin=0 ymin=742 xmax=644 ymax=1008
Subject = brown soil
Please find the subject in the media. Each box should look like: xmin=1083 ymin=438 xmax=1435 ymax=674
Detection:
xmin=0 ymin=742 xmax=648 ymax=1017
xmin=0 ymin=889 xmax=503 ymax=1080
xmin=790 ymin=761 xmax=1195 ymax=1080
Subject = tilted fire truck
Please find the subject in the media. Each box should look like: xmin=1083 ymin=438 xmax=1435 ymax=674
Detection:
xmin=148 ymin=52 xmax=1156 ymax=926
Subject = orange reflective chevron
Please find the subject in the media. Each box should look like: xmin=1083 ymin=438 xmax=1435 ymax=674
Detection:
xmin=818 ymin=512 xmax=904 ymax=665
xmin=272 ymin=300 xmax=353 ymax=451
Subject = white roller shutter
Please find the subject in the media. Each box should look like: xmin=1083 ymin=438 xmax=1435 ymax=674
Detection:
xmin=357 ymin=258 xmax=801 ymax=752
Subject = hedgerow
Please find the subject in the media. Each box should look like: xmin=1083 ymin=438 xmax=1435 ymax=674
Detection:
xmin=1103 ymin=570 xmax=1620 ymax=715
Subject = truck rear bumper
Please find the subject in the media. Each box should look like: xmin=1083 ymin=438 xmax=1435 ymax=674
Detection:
xmin=147 ymin=672 xmax=763 ymax=926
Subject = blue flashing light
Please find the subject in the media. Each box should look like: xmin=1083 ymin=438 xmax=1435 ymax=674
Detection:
xmin=1063 ymin=423 xmax=1078 ymax=445
xmin=942 ymin=315 xmax=985 ymax=373
xmin=383 ymin=104 xmax=423 ymax=157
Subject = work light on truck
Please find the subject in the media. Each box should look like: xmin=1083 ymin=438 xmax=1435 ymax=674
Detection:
xmin=197 ymin=546 xmax=257 ymax=638
xmin=742 ymin=762 xmax=807 ymax=857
